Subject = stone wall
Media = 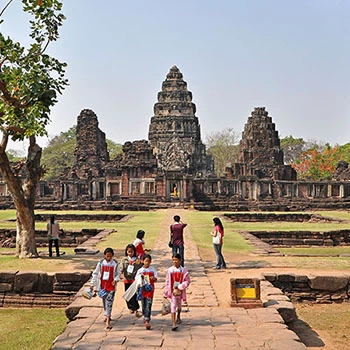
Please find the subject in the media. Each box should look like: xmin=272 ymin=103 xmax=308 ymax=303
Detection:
xmin=0 ymin=228 xmax=102 ymax=248
xmin=250 ymin=230 xmax=350 ymax=247
xmin=0 ymin=271 xmax=91 ymax=308
xmin=224 ymin=213 xmax=327 ymax=222
xmin=263 ymin=273 xmax=350 ymax=303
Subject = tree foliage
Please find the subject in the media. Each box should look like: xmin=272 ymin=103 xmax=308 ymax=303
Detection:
xmin=106 ymin=139 xmax=122 ymax=160
xmin=292 ymin=144 xmax=348 ymax=180
xmin=41 ymin=126 xmax=76 ymax=180
xmin=0 ymin=0 xmax=67 ymax=258
xmin=205 ymin=128 xmax=240 ymax=175
xmin=281 ymin=135 xmax=306 ymax=164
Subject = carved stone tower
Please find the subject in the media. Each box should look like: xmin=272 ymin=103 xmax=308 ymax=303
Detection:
xmin=72 ymin=109 xmax=109 ymax=179
xmin=238 ymin=107 xmax=296 ymax=180
xmin=148 ymin=65 xmax=212 ymax=175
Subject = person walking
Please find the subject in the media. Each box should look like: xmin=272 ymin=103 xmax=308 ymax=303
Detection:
xmin=211 ymin=217 xmax=226 ymax=269
xmin=135 ymin=254 xmax=158 ymax=330
xmin=90 ymin=247 xmax=120 ymax=329
xmin=170 ymin=215 xmax=187 ymax=267
xmin=163 ymin=253 xmax=191 ymax=331
xmin=133 ymin=229 xmax=147 ymax=261
xmin=120 ymin=244 xmax=143 ymax=317
xmin=47 ymin=215 xmax=60 ymax=257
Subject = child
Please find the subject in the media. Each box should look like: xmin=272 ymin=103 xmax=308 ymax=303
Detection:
xmin=164 ymin=253 xmax=191 ymax=331
xmin=133 ymin=229 xmax=146 ymax=261
xmin=135 ymin=254 xmax=158 ymax=329
xmin=90 ymin=247 xmax=120 ymax=329
xmin=120 ymin=244 xmax=143 ymax=316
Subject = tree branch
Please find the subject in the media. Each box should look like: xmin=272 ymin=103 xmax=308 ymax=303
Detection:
xmin=0 ymin=0 xmax=14 ymax=18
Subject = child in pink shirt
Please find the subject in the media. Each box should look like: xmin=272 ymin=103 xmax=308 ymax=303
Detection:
xmin=163 ymin=253 xmax=191 ymax=331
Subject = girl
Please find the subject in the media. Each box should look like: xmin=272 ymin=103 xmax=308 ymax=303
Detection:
xmin=133 ymin=229 xmax=146 ymax=261
xmin=120 ymin=244 xmax=143 ymax=316
xmin=211 ymin=217 xmax=226 ymax=269
xmin=164 ymin=253 xmax=191 ymax=331
xmin=90 ymin=247 xmax=120 ymax=329
xmin=135 ymin=254 xmax=158 ymax=330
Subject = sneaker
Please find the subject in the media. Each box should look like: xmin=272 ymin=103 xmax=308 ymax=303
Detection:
xmin=214 ymin=266 xmax=221 ymax=269
xmin=145 ymin=321 xmax=151 ymax=330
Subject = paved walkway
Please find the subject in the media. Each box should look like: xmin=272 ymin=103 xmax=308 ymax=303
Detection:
xmin=53 ymin=209 xmax=306 ymax=349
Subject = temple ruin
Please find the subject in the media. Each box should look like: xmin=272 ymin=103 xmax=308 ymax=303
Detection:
xmin=0 ymin=65 xmax=349 ymax=210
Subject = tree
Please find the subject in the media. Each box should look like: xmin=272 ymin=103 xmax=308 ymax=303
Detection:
xmin=41 ymin=126 xmax=76 ymax=181
xmin=0 ymin=0 xmax=67 ymax=258
xmin=292 ymin=144 xmax=344 ymax=180
xmin=280 ymin=135 xmax=306 ymax=164
xmin=106 ymin=139 xmax=122 ymax=159
xmin=205 ymin=128 xmax=240 ymax=175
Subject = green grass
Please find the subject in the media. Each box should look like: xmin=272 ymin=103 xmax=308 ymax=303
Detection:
xmin=0 ymin=308 xmax=67 ymax=350
xmin=184 ymin=211 xmax=254 ymax=254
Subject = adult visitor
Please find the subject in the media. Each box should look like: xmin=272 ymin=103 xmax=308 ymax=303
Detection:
xmin=211 ymin=217 xmax=226 ymax=269
xmin=170 ymin=215 xmax=187 ymax=267
xmin=47 ymin=215 xmax=60 ymax=257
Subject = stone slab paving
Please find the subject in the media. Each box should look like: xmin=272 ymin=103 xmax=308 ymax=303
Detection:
xmin=53 ymin=209 xmax=306 ymax=349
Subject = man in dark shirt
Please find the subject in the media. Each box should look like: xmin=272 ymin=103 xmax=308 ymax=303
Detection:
xmin=170 ymin=215 xmax=187 ymax=267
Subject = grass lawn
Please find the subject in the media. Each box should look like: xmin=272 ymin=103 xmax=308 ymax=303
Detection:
xmin=0 ymin=308 xmax=67 ymax=350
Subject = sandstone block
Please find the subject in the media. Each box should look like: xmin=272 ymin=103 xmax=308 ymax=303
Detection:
xmin=14 ymin=272 xmax=40 ymax=293
xmin=308 ymin=275 xmax=349 ymax=291
xmin=0 ymin=283 xmax=12 ymax=292
xmin=0 ymin=271 xmax=17 ymax=283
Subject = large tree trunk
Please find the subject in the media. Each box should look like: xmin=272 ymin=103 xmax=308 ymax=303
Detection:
xmin=0 ymin=136 xmax=42 ymax=258
xmin=15 ymin=201 xmax=37 ymax=258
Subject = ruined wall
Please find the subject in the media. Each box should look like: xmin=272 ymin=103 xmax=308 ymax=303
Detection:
xmin=72 ymin=109 xmax=109 ymax=179
xmin=264 ymin=273 xmax=350 ymax=304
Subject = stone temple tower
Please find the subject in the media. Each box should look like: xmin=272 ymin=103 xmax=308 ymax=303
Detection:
xmin=72 ymin=109 xmax=109 ymax=179
xmin=148 ymin=65 xmax=213 ymax=175
xmin=236 ymin=107 xmax=296 ymax=180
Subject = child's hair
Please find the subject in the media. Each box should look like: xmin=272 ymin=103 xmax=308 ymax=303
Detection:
xmin=104 ymin=247 xmax=114 ymax=255
xmin=125 ymin=244 xmax=136 ymax=257
xmin=136 ymin=229 xmax=145 ymax=239
xmin=213 ymin=217 xmax=224 ymax=231
xmin=172 ymin=253 xmax=182 ymax=260
xmin=173 ymin=215 xmax=180 ymax=222
xmin=144 ymin=254 xmax=152 ymax=261
xmin=50 ymin=215 xmax=55 ymax=224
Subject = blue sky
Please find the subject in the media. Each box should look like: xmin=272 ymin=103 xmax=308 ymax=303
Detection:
xmin=2 ymin=0 xmax=350 ymax=152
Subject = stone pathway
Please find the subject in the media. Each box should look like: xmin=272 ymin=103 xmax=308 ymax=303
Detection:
xmin=53 ymin=209 xmax=306 ymax=349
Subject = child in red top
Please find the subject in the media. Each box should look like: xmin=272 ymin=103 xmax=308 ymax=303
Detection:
xmin=135 ymin=254 xmax=158 ymax=330
xmin=91 ymin=247 xmax=120 ymax=329
xmin=120 ymin=244 xmax=143 ymax=316
xmin=133 ymin=229 xmax=146 ymax=261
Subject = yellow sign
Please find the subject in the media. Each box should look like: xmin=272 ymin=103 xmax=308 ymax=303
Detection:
xmin=236 ymin=284 xmax=256 ymax=299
